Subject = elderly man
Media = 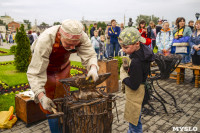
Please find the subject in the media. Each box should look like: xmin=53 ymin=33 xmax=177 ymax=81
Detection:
xmin=27 ymin=19 xmax=99 ymax=133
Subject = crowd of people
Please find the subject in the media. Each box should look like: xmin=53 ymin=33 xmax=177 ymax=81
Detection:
xmin=89 ymin=18 xmax=200 ymax=72
xmin=0 ymin=30 xmax=40 ymax=46
xmin=27 ymin=30 xmax=39 ymax=45
xmin=2 ymin=32 xmax=16 ymax=44
xmin=90 ymin=19 xmax=123 ymax=59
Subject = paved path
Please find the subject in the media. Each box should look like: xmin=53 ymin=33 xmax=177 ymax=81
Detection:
xmin=0 ymin=42 xmax=200 ymax=133
xmin=0 ymin=42 xmax=81 ymax=62
xmin=0 ymin=43 xmax=15 ymax=62
xmin=0 ymin=69 xmax=199 ymax=133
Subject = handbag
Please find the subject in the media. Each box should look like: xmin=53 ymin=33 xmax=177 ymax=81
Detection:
xmin=171 ymin=36 xmax=190 ymax=55
xmin=145 ymin=38 xmax=152 ymax=45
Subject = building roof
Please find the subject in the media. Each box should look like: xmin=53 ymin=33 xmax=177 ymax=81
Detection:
xmin=37 ymin=25 xmax=51 ymax=30
xmin=8 ymin=21 xmax=20 ymax=25
xmin=0 ymin=15 xmax=12 ymax=18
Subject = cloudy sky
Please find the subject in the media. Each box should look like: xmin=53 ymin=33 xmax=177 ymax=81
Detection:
xmin=0 ymin=0 xmax=199 ymax=26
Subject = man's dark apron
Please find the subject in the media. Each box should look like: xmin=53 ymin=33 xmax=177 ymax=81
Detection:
xmin=39 ymin=33 xmax=76 ymax=114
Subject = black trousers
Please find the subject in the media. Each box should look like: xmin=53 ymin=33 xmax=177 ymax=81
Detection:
xmin=191 ymin=51 xmax=200 ymax=80
xmin=192 ymin=51 xmax=200 ymax=65
xmin=152 ymin=40 xmax=156 ymax=49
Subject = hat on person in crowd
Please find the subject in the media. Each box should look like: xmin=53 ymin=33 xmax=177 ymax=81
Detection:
xmin=119 ymin=27 xmax=146 ymax=45
xmin=158 ymin=19 xmax=163 ymax=22
xmin=59 ymin=19 xmax=83 ymax=40
xmin=28 ymin=31 xmax=32 ymax=34
xmin=162 ymin=19 xmax=167 ymax=23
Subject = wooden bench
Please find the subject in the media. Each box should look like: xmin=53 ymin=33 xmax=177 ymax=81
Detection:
xmin=170 ymin=63 xmax=200 ymax=88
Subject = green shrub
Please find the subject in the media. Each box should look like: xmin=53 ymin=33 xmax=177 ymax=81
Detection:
xmin=10 ymin=45 xmax=16 ymax=53
xmin=3 ymin=39 xmax=6 ymax=42
xmin=114 ymin=56 xmax=123 ymax=74
xmin=14 ymin=24 xmax=31 ymax=72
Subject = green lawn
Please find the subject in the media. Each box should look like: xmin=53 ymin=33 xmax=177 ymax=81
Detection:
xmin=0 ymin=93 xmax=16 ymax=112
xmin=70 ymin=60 xmax=83 ymax=67
xmin=0 ymin=63 xmax=28 ymax=87
xmin=0 ymin=61 xmax=83 ymax=87
xmin=0 ymin=48 xmax=13 ymax=56
xmin=0 ymin=60 xmax=83 ymax=112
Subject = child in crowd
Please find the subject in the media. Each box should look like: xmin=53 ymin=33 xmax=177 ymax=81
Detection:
xmin=91 ymin=30 xmax=100 ymax=59
xmin=156 ymin=21 xmax=173 ymax=55
xmin=99 ymin=35 xmax=108 ymax=60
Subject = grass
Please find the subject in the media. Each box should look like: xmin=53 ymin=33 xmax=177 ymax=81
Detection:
xmin=0 ymin=61 xmax=83 ymax=87
xmin=0 ymin=61 xmax=14 ymax=65
xmin=0 ymin=61 xmax=83 ymax=112
xmin=0 ymin=93 xmax=16 ymax=112
xmin=0 ymin=63 xmax=28 ymax=87
xmin=70 ymin=60 xmax=83 ymax=67
xmin=70 ymin=61 xmax=83 ymax=91
xmin=0 ymin=48 xmax=14 ymax=56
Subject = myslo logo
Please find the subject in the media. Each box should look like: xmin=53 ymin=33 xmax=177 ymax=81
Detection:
xmin=172 ymin=127 xmax=198 ymax=132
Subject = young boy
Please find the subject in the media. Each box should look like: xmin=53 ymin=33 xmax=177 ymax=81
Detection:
xmin=91 ymin=30 xmax=100 ymax=59
xmin=119 ymin=27 xmax=155 ymax=133
xmin=99 ymin=35 xmax=108 ymax=60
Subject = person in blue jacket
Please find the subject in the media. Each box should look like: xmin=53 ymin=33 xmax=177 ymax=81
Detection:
xmin=108 ymin=19 xmax=121 ymax=57
xmin=189 ymin=20 xmax=200 ymax=83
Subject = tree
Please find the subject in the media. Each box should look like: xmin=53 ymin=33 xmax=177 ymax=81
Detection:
xmin=0 ymin=20 xmax=4 ymax=25
xmin=151 ymin=15 xmax=160 ymax=25
xmin=40 ymin=22 xmax=49 ymax=27
xmin=23 ymin=20 xmax=31 ymax=30
xmin=88 ymin=24 xmax=93 ymax=37
xmin=0 ymin=19 xmax=7 ymax=30
xmin=97 ymin=22 xmax=107 ymax=31
xmin=53 ymin=22 xmax=61 ymax=25
xmin=135 ymin=15 xmax=160 ymax=27
xmin=83 ymin=23 xmax=88 ymax=34
xmin=14 ymin=24 xmax=31 ymax=72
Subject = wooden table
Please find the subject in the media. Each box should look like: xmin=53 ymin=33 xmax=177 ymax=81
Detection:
xmin=170 ymin=63 xmax=200 ymax=88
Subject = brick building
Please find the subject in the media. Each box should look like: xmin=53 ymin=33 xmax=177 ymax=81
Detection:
xmin=8 ymin=21 xmax=20 ymax=32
